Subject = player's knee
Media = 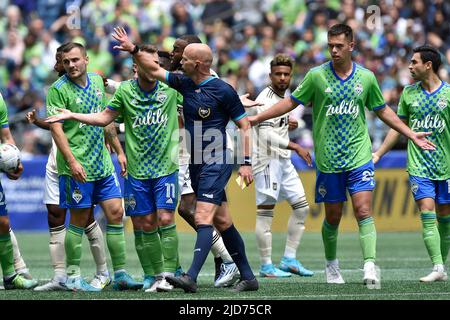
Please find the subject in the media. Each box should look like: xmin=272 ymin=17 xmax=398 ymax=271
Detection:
xmin=47 ymin=205 xmax=66 ymax=227
xmin=213 ymin=215 xmax=232 ymax=233
xmin=107 ymin=206 xmax=124 ymax=224
xmin=178 ymin=203 xmax=194 ymax=220
xmin=354 ymin=206 xmax=371 ymax=220
xmin=290 ymin=197 xmax=309 ymax=223
xmin=159 ymin=214 xmax=175 ymax=226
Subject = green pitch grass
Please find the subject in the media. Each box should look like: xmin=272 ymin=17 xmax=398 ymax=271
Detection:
xmin=0 ymin=231 xmax=448 ymax=300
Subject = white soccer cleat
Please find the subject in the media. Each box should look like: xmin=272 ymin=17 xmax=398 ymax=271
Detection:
xmin=325 ymin=260 xmax=345 ymax=284
xmin=145 ymin=278 xmax=173 ymax=293
xmin=34 ymin=279 xmax=68 ymax=291
xmin=420 ymin=264 xmax=448 ymax=282
xmin=363 ymin=261 xmax=380 ymax=286
xmin=214 ymin=262 xmax=240 ymax=287
xmin=90 ymin=273 xmax=112 ymax=290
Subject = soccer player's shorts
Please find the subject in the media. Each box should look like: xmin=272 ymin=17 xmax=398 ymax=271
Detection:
xmin=59 ymin=173 xmax=122 ymax=208
xmin=409 ymin=175 xmax=450 ymax=204
xmin=255 ymin=158 xmax=305 ymax=206
xmin=315 ymin=160 xmax=375 ymax=203
xmin=0 ymin=182 xmax=8 ymax=216
xmin=43 ymin=168 xmax=59 ymax=205
xmin=189 ymin=162 xmax=232 ymax=206
xmin=179 ymin=164 xmax=194 ymax=196
xmin=124 ymin=171 xmax=179 ymax=216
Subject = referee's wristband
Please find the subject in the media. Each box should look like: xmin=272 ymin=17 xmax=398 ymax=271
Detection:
xmin=241 ymin=156 xmax=252 ymax=166
xmin=130 ymin=44 xmax=140 ymax=55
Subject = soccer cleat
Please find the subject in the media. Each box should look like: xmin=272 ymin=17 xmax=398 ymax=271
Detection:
xmin=4 ymin=274 xmax=38 ymax=290
xmin=34 ymin=279 xmax=68 ymax=291
xmin=166 ymin=273 xmax=197 ymax=293
xmin=17 ymin=268 xmax=34 ymax=280
xmin=145 ymin=277 xmax=173 ymax=293
xmin=420 ymin=264 xmax=448 ymax=282
xmin=325 ymin=260 xmax=345 ymax=284
xmin=230 ymin=278 xmax=259 ymax=292
xmin=65 ymin=276 xmax=101 ymax=292
xmin=259 ymin=263 xmax=292 ymax=278
xmin=214 ymin=262 xmax=240 ymax=287
xmin=214 ymin=256 xmax=223 ymax=281
xmin=112 ymin=271 xmax=143 ymax=291
xmin=279 ymin=257 xmax=314 ymax=277
xmin=142 ymin=275 xmax=156 ymax=290
xmin=89 ymin=273 xmax=111 ymax=290
xmin=363 ymin=261 xmax=380 ymax=285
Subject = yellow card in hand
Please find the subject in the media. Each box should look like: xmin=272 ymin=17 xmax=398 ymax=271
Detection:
xmin=235 ymin=175 xmax=248 ymax=190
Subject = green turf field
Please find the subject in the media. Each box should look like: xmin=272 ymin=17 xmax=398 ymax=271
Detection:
xmin=0 ymin=231 xmax=448 ymax=300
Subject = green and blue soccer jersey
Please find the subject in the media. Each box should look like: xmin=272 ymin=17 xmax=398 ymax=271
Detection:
xmin=46 ymin=73 xmax=114 ymax=181
xmin=107 ymin=80 xmax=180 ymax=179
xmin=397 ymin=82 xmax=450 ymax=180
xmin=0 ymin=94 xmax=9 ymax=128
xmin=291 ymin=62 xmax=386 ymax=172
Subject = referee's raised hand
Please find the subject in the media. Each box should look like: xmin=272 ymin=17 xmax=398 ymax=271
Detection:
xmin=112 ymin=27 xmax=134 ymax=53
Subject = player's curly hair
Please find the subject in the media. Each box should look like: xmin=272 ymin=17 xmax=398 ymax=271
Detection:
xmin=270 ymin=54 xmax=294 ymax=70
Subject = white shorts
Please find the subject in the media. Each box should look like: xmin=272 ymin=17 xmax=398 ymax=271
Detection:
xmin=179 ymin=164 xmax=194 ymax=196
xmin=43 ymin=169 xmax=59 ymax=205
xmin=255 ymin=158 xmax=305 ymax=206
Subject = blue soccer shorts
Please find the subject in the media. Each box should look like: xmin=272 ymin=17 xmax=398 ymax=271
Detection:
xmin=59 ymin=173 xmax=122 ymax=208
xmin=189 ymin=162 xmax=232 ymax=206
xmin=123 ymin=171 xmax=178 ymax=216
xmin=0 ymin=182 xmax=8 ymax=216
xmin=315 ymin=160 xmax=376 ymax=203
xmin=409 ymin=175 xmax=450 ymax=204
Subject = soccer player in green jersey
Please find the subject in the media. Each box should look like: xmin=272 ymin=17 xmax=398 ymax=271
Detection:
xmin=373 ymin=45 xmax=450 ymax=282
xmin=28 ymin=43 xmax=121 ymax=291
xmin=249 ymin=24 xmax=435 ymax=286
xmin=0 ymin=94 xmax=38 ymax=290
xmin=47 ymin=44 xmax=181 ymax=292
xmin=46 ymin=42 xmax=141 ymax=291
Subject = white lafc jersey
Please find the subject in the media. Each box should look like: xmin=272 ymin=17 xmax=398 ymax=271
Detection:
xmin=250 ymin=86 xmax=291 ymax=175
xmin=46 ymin=138 xmax=58 ymax=174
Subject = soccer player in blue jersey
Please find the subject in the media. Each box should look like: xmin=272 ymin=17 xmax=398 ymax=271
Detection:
xmin=373 ymin=45 xmax=450 ymax=282
xmin=248 ymin=24 xmax=435 ymax=286
xmin=113 ymin=27 xmax=258 ymax=292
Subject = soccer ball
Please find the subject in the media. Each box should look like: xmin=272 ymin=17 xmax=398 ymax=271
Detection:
xmin=0 ymin=143 xmax=21 ymax=173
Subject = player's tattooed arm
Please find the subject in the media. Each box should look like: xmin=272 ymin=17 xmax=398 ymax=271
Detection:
xmin=50 ymin=122 xmax=87 ymax=182
xmin=104 ymin=123 xmax=127 ymax=176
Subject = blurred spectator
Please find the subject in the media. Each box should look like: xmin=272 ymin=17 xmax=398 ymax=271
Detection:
xmin=2 ymin=30 xmax=25 ymax=66
xmin=170 ymin=2 xmax=196 ymax=38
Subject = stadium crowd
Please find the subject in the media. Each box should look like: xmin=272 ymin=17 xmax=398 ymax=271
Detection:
xmin=0 ymin=0 xmax=449 ymax=156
